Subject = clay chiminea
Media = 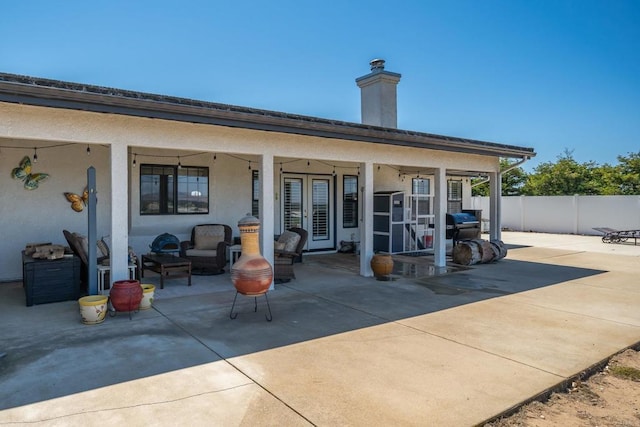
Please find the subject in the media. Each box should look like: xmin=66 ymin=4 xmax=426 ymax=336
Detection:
xmin=230 ymin=214 xmax=273 ymax=320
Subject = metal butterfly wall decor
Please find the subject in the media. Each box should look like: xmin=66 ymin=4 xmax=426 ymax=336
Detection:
xmin=64 ymin=188 xmax=90 ymax=212
xmin=11 ymin=156 xmax=49 ymax=190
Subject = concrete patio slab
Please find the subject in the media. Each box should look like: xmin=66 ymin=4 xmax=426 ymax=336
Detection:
xmin=0 ymin=362 xmax=310 ymax=426
xmin=229 ymin=322 xmax=562 ymax=426
xmin=400 ymin=296 xmax=640 ymax=377
xmin=510 ymin=280 xmax=640 ymax=326
xmin=571 ymin=270 xmax=638 ymax=291
xmin=1 ymin=231 xmax=639 ymax=426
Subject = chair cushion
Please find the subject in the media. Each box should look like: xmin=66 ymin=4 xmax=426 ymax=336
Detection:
xmin=185 ymin=248 xmax=217 ymax=258
xmin=72 ymin=233 xmax=114 ymax=263
xmin=193 ymin=225 xmax=225 ymax=250
xmin=277 ymin=231 xmax=301 ymax=253
xmin=72 ymin=233 xmax=88 ymax=256
xmin=274 ymin=242 xmax=286 ymax=251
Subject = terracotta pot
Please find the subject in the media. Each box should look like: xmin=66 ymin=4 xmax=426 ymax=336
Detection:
xmin=109 ymin=279 xmax=143 ymax=312
xmin=78 ymin=295 xmax=109 ymax=325
xmin=231 ymin=214 xmax=273 ymax=295
xmin=370 ymin=254 xmax=393 ymax=281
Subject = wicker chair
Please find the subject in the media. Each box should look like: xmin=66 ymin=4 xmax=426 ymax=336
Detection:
xmin=274 ymin=227 xmax=308 ymax=283
xmin=63 ymin=230 xmax=110 ymax=292
xmin=180 ymin=224 xmax=232 ymax=275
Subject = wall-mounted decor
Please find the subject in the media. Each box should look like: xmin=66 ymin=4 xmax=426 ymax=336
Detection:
xmin=64 ymin=188 xmax=89 ymax=212
xmin=11 ymin=156 xmax=49 ymax=190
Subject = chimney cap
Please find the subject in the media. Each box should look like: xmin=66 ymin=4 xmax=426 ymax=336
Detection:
xmin=370 ymin=58 xmax=385 ymax=71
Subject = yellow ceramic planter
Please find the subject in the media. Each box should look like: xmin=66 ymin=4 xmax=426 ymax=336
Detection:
xmin=139 ymin=284 xmax=155 ymax=310
xmin=78 ymin=295 xmax=109 ymax=325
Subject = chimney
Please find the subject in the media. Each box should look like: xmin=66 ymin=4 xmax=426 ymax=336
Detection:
xmin=355 ymin=59 xmax=402 ymax=128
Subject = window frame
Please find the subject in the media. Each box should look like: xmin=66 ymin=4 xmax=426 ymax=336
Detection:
xmin=139 ymin=164 xmax=209 ymax=215
xmin=252 ymin=169 xmax=260 ymax=218
xmin=342 ymin=175 xmax=358 ymax=228
xmin=447 ymin=179 xmax=463 ymax=213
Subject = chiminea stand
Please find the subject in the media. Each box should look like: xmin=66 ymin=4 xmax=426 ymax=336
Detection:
xmin=229 ymin=291 xmax=272 ymax=322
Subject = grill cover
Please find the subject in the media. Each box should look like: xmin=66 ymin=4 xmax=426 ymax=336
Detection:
xmin=446 ymin=213 xmax=480 ymax=242
xmin=449 ymin=212 xmax=478 ymax=224
xmin=150 ymin=233 xmax=180 ymax=253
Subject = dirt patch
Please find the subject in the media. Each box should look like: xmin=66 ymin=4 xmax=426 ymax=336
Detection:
xmin=484 ymin=348 xmax=640 ymax=427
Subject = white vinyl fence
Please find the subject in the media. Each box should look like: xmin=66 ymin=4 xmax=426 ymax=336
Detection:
xmin=470 ymin=195 xmax=640 ymax=235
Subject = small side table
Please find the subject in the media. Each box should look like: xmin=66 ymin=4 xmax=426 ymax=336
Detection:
xmin=98 ymin=264 xmax=137 ymax=295
xmin=229 ymin=244 xmax=242 ymax=267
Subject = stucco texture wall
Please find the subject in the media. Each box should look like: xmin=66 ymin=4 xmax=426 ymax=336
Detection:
xmin=1 ymin=102 xmax=498 ymax=281
xmin=1 ymin=143 xmax=112 ymax=281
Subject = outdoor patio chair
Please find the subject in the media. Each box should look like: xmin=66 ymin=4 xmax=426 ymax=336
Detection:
xmin=180 ymin=224 xmax=232 ymax=275
xmin=274 ymin=227 xmax=308 ymax=283
xmin=63 ymin=230 xmax=110 ymax=292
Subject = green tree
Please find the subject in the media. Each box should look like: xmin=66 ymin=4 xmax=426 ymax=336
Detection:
xmin=613 ymin=151 xmax=640 ymax=195
xmin=472 ymin=158 xmax=528 ymax=196
xmin=591 ymin=163 xmax=620 ymax=195
xmin=522 ymin=150 xmax=600 ymax=195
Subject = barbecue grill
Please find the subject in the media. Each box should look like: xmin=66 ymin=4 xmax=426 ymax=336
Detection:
xmin=446 ymin=212 xmax=480 ymax=244
xmin=150 ymin=233 xmax=180 ymax=254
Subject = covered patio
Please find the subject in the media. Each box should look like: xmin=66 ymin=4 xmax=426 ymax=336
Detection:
xmin=0 ymin=69 xmax=534 ymax=292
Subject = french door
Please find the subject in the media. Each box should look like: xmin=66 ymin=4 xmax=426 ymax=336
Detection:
xmin=282 ymin=174 xmax=334 ymax=250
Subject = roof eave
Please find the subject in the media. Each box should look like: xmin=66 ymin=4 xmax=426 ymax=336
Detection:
xmin=0 ymin=76 xmax=536 ymax=159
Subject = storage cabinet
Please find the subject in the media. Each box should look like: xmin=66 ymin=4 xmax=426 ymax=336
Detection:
xmin=373 ymin=191 xmax=405 ymax=253
xmin=373 ymin=190 xmax=435 ymax=254
xmin=22 ymin=252 xmax=81 ymax=306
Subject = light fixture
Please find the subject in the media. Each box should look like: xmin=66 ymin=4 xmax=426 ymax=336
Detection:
xmin=178 ymin=156 xmax=182 ymax=169
xmin=33 ymin=148 xmax=38 ymax=163
xmin=279 ymin=163 xmax=283 ymax=173
xmin=132 ymin=154 xmax=137 ymax=168
xmin=86 ymin=145 xmax=91 ymax=155
xmin=248 ymin=161 xmax=251 ymax=170
xmin=332 ymin=166 xmax=336 ymax=177
xmin=307 ymin=160 xmax=310 ymax=167
xmin=357 ymin=167 xmax=360 ymax=176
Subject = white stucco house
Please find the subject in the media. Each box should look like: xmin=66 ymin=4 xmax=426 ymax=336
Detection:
xmin=0 ymin=59 xmax=535 ymax=288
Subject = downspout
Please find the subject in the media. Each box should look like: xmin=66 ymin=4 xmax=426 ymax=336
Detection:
xmin=471 ymin=156 xmax=530 ymax=188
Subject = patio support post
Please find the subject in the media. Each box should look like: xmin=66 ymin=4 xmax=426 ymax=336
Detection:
xmin=87 ymin=167 xmax=98 ymax=295
xmin=110 ymin=144 xmax=129 ymax=283
xmin=489 ymin=171 xmax=501 ymax=241
xmin=359 ymin=161 xmax=374 ymax=277
xmin=259 ymin=153 xmax=275 ymax=290
xmin=433 ymin=167 xmax=447 ymax=267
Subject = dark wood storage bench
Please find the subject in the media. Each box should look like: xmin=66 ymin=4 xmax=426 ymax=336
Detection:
xmin=22 ymin=252 xmax=81 ymax=306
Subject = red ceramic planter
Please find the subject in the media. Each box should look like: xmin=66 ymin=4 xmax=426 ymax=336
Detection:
xmin=109 ymin=279 xmax=143 ymax=312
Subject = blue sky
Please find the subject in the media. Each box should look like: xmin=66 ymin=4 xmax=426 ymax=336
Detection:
xmin=1 ymin=0 xmax=638 ymax=171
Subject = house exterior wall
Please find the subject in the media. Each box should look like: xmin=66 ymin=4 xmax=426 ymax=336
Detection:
xmin=1 ymin=101 xmax=498 ymax=281
xmin=0 ymin=143 xmax=112 ymax=281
